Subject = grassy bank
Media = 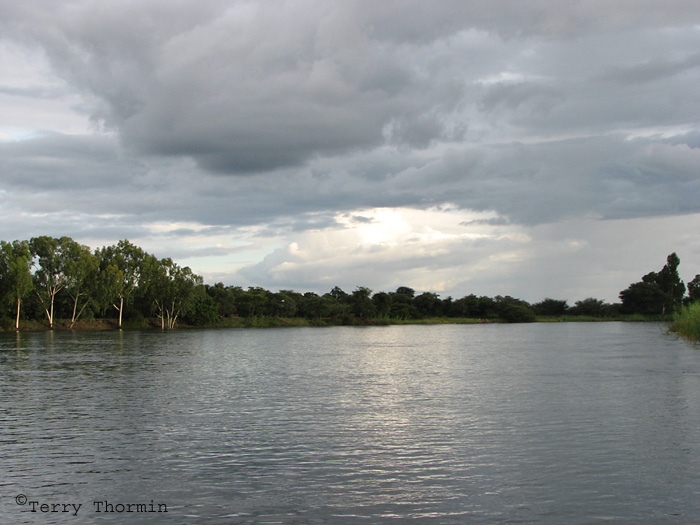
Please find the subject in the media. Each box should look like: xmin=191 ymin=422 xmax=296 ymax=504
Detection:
xmin=1 ymin=319 xmax=121 ymax=332
xmin=537 ymin=314 xmax=670 ymax=323
xmin=2 ymin=314 xmax=673 ymax=332
xmin=671 ymin=303 xmax=700 ymax=342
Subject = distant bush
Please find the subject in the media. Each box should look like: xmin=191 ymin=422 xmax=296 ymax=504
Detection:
xmin=532 ymin=298 xmax=568 ymax=316
xmin=568 ymin=298 xmax=620 ymax=317
xmin=500 ymin=304 xmax=536 ymax=323
xmin=183 ymin=293 xmax=220 ymax=326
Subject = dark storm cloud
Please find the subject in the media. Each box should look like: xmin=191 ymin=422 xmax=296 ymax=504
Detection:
xmin=350 ymin=215 xmax=375 ymax=224
xmin=597 ymin=53 xmax=700 ymax=85
xmin=1 ymin=1 xmax=463 ymax=173
xmin=1 ymin=130 xmax=698 ymax=241
xmin=0 ymin=133 xmax=135 ymax=189
xmin=668 ymin=130 xmax=700 ymax=149
xmin=1 ymin=0 xmax=700 ymax=234
xmin=461 ymin=217 xmax=511 ymax=227
xmin=479 ymin=82 xmax=564 ymax=114
xmin=3 ymin=0 xmax=694 ymax=178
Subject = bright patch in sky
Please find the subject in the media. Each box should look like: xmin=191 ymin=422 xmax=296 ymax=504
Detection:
xmin=0 ymin=43 xmax=88 ymax=138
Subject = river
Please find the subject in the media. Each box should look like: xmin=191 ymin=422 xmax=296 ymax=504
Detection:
xmin=1 ymin=323 xmax=699 ymax=523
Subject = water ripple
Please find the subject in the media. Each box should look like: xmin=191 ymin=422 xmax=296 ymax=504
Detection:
xmin=1 ymin=323 xmax=700 ymax=523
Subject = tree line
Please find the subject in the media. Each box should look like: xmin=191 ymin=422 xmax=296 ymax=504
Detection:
xmin=0 ymin=237 xmax=201 ymax=330
xmin=1 ymin=237 xmax=698 ymax=330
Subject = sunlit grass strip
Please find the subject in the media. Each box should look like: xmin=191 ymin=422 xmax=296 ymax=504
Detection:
xmin=671 ymin=302 xmax=700 ymax=342
xmin=390 ymin=318 xmax=485 ymax=325
xmin=536 ymin=314 xmax=669 ymax=322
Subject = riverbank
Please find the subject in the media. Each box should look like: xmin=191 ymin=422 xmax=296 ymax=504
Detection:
xmin=2 ymin=314 xmax=672 ymax=332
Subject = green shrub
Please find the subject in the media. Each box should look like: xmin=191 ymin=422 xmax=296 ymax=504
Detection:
xmin=672 ymin=302 xmax=700 ymax=342
xmin=183 ymin=294 xmax=219 ymax=326
xmin=500 ymin=304 xmax=536 ymax=323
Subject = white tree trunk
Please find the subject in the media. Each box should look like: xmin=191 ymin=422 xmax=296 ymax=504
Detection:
xmin=15 ymin=296 xmax=21 ymax=331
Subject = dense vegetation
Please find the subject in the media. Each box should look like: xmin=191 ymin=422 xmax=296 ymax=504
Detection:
xmin=672 ymin=303 xmax=700 ymax=342
xmin=1 ymin=237 xmax=699 ymax=332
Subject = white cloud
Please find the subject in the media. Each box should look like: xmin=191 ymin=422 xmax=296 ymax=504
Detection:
xmin=235 ymin=206 xmax=532 ymax=294
xmin=0 ymin=41 xmax=91 ymax=138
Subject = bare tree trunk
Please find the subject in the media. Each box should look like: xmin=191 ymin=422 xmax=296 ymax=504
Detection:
xmin=69 ymin=299 xmax=89 ymax=329
xmin=15 ymin=296 xmax=21 ymax=331
xmin=167 ymin=300 xmax=177 ymax=329
xmin=112 ymin=296 xmax=125 ymax=329
xmin=36 ymin=284 xmax=60 ymax=330
xmin=71 ymin=294 xmax=79 ymax=328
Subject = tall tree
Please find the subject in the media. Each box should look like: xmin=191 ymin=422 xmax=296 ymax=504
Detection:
xmin=688 ymin=274 xmax=700 ymax=303
xmin=63 ymin=239 xmax=99 ymax=328
xmin=413 ymin=292 xmax=443 ymax=318
xmin=621 ymin=253 xmax=686 ymax=314
xmin=652 ymin=252 xmax=685 ymax=311
xmin=0 ymin=240 xmax=34 ymax=330
xmin=30 ymin=236 xmax=71 ymax=329
xmin=96 ymin=240 xmax=146 ymax=328
xmin=372 ymin=291 xmax=392 ymax=318
xmin=389 ymin=292 xmax=416 ymax=319
xmin=619 ymin=283 xmax=668 ymax=315
xmin=143 ymin=256 xmax=201 ymax=329
xmin=350 ymin=287 xmax=376 ymax=319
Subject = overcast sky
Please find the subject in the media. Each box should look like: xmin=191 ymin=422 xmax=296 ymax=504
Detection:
xmin=1 ymin=0 xmax=699 ymax=303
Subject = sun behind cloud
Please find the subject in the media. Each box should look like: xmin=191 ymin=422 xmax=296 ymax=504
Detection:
xmin=234 ymin=206 xmax=530 ymax=295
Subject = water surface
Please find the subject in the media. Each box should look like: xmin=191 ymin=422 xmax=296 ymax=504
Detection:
xmin=1 ymin=323 xmax=699 ymax=523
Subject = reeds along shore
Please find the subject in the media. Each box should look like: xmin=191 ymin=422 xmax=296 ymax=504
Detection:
xmin=671 ymin=302 xmax=700 ymax=342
